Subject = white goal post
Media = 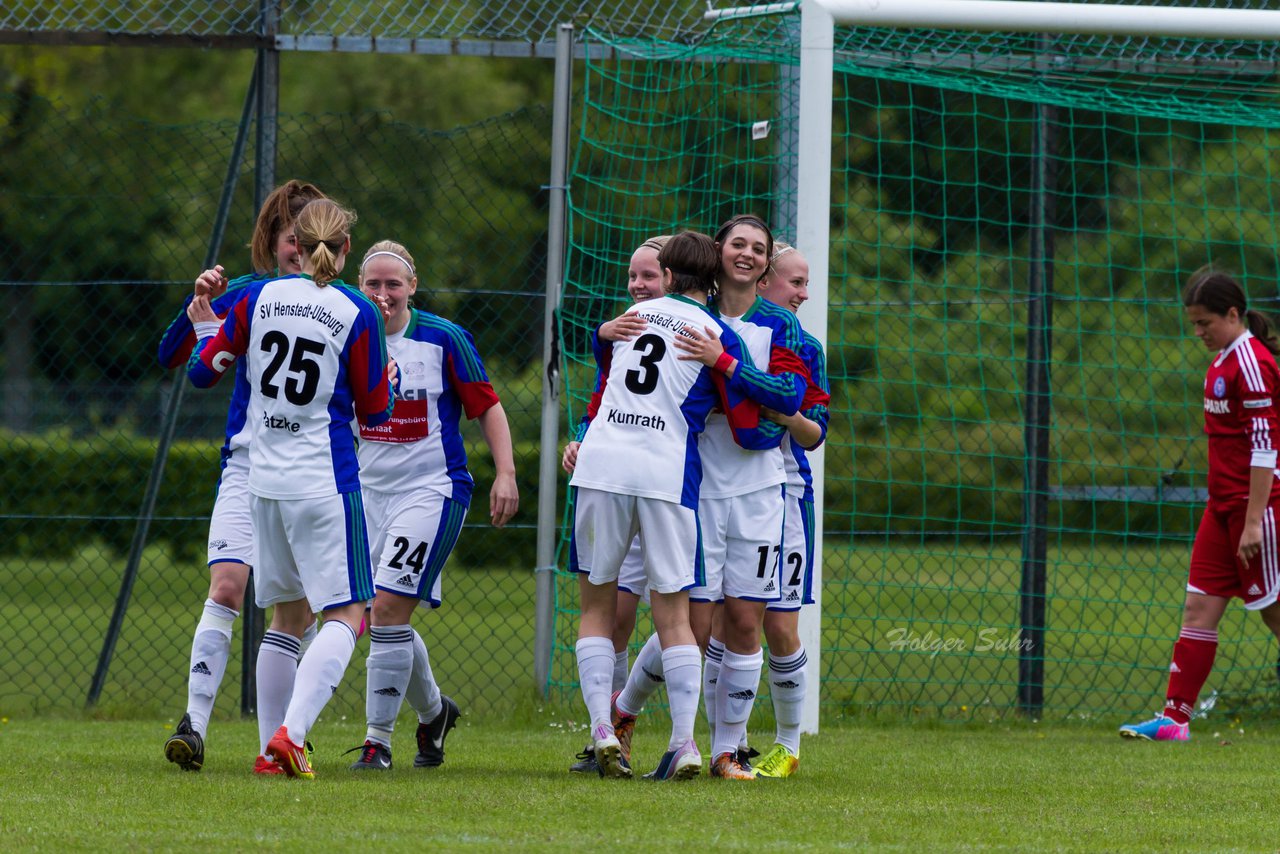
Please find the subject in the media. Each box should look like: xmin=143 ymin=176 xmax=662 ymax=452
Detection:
xmin=708 ymin=0 xmax=1280 ymax=734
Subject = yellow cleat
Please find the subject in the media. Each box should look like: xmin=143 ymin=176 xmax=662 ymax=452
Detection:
xmin=753 ymin=743 xmax=799 ymax=779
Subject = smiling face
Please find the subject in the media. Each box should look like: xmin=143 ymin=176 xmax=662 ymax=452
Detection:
xmin=627 ymin=245 xmax=663 ymax=303
xmin=360 ymin=254 xmax=417 ymax=333
xmin=760 ymin=250 xmax=810 ymax=314
xmin=1186 ymin=303 xmax=1245 ymax=351
xmin=274 ymin=225 xmax=302 ymax=275
xmin=716 ymin=223 xmax=770 ymax=292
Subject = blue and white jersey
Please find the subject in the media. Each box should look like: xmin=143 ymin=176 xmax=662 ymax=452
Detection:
xmin=358 ymin=309 xmax=501 ymax=504
xmin=782 ymin=330 xmax=831 ymax=501
xmin=158 ymin=272 xmax=269 ymax=461
xmin=187 ymin=274 xmax=394 ymax=499
xmin=700 ymin=296 xmax=808 ymax=500
xmin=570 ymin=294 xmax=776 ymax=509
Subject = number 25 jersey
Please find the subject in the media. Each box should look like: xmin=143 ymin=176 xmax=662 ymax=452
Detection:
xmin=570 ymin=294 xmax=774 ymax=509
xmin=187 ymin=274 xmax=394 ymax=500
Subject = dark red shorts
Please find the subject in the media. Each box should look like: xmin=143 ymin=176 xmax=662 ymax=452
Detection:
xmin=1188 ymin=501 xmax=1279 ymax=610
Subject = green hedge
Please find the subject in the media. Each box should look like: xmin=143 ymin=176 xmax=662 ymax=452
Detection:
xmin=1 ymin=430 xmax=540 ymax=566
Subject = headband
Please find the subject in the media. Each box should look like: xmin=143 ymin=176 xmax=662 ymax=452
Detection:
xmin=361 ymin=250 xmax=415 ymax=276
xmin=772 ymin=245 xmax=796 ymax=261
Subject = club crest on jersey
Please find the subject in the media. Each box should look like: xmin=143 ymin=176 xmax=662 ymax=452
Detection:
xmin=403 ymin=361 xmax=425 ymax=377
xmin=1213 ymin=377 xmax=1226 ymax=398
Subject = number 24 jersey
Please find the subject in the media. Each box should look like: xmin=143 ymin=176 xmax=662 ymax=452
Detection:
xmin=187 ymin=274 xmax=394 ymax=500
xmin=570 ymin=294 xmax=777 ymax=509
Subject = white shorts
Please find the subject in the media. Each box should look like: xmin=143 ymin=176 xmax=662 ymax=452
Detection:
xmin=207 ymin=451 xmax=255 ymax=568
xmin=571 ymin=487 xmax=703 ymax=595
xmin=616 ymin=535 xmax=648 ymax=599
xmin=251 ymin=491 xmax=375 ymax=612
xmin=365 ymin=487 xmax=467 ymax=609
xmin=691 ymin=485 xmax=785 ymax=603
xmin=767 ymin=490 xmax=815 ymax=612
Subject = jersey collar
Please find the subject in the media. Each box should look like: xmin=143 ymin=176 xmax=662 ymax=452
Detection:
xmin=1214 ymin=329 xmax=1253 ymax=367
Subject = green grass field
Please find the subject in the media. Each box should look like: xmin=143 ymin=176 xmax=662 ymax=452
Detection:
xmin=3 ymin=717 xmax=1279 ymax=851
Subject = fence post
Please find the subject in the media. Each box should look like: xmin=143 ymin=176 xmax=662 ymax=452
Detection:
xmin=241 ymin=0 xmax=281 ymax=717
xmin=86 ymin=65 xmax=257 ymax=709
xmin=1019 ymin=95 xmax=1057 ymax=717
xmin=533 ymin=22 xmax=573 ymax=695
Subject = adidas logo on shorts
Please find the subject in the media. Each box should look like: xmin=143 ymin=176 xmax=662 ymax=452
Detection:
xmin=1248 ymin=583 xmax=1263 ymax=596
xmin=763 ymin=580 xmax=776 ymax=592
xmin=395 ymin=574 xmax=414 ymax=586
xmin=785 ymin=591 xmax=800 ymax=602
xmin=191 ymin=661 xmax=212 ymax=675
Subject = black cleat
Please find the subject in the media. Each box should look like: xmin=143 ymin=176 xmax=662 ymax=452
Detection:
xmin=414 ymin=695 xmax=460 ymax=768
xmin=346 ymin=739 xmax=392 ymax=771
xmin=164 ymin=713 xmax=205 ymax=772
xmin=569 ymin=743 xmax=600 ymax=775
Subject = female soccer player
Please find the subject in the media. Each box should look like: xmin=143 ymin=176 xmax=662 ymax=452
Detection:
xmin=670 ymin=214 xmax=808 ymax=780
xmin=344 ymin=239 xmax=519 ymax=771
xmin=1120 ymin=268 xmax=1280 ymax=741
xmin=157 ymin=179 xmax=326 ymax=774
xmin=753 ymin=242 xmax=830 ymax=777
xmin=570 ymin=231 xmax=781 ymax=781
xmin=186 ymin=198 xmax=395 ymax=779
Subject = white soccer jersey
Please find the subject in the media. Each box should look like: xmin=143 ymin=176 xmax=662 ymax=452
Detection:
xmin=189 ymin=275 xmax=393 ymax=500
xmin=570 ymin=294 xmax=764 ymax=509
xmin=358 ymin=310 xmax=500 ymax=501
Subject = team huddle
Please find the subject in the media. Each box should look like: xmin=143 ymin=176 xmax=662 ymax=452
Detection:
xmin=155 ymin=180 xmax=830 ymax=782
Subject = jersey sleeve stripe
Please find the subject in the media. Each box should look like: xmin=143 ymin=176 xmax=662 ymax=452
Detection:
xmin=1237 ymin=343 xmax=1267 ymax=392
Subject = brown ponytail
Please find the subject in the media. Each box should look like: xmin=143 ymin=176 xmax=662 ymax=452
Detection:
xmin=1183 ymin=266 xmax=1280 ymax=355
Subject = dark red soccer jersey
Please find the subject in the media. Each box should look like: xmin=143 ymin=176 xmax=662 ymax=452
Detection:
xmin=1202 ymin=332 xmax=1280 ymax=504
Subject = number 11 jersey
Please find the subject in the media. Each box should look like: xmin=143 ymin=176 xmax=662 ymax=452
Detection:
xmin=570 ymin=294 xmax=773 ymax=509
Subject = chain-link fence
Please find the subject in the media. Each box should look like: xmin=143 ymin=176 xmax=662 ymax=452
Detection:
xmin=0 ymin=89 xmax=552 ymax=718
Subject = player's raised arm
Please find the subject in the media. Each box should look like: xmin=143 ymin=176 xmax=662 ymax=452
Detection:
xmin=185 ymin=293 xmax=252 ymax=388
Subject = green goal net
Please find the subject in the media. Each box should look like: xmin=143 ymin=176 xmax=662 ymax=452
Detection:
xmin=553 ymin=11 xmax=1280 ymax=723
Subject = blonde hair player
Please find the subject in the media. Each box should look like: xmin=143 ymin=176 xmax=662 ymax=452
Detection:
xmin=346 ymin=240 xmax=518 ymax=770
xmin=752 ymin=241 xmax=830 ymax=777
xmin=186 ymin=199 xmax=395 ymax=779
xmin=157 ymin=179 xmax=329 ymax=775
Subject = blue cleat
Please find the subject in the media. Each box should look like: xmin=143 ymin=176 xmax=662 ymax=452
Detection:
xmin=642 ymin=739 xmax=702 ymax=781
xmin=1119 ymin=714 xmax=1190 ymax=742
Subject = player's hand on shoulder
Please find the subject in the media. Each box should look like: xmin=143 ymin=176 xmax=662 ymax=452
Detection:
xmin=194 ymin=265 xmax=228 ymax=299
xmin=599 ymin=312 xmax=648 ymax=342
xmin=673 ymin=323 xmax=725 ymax=366
xmin=490 ymin=472 xmax=519 ymax=527
xmin=561 ymin=440 xmax=581 ymax=474
xmin=186 ymin=294 xmax=218 ymax=325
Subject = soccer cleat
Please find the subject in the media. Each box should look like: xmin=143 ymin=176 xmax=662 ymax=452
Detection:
xmin=735 ymin=745 xmax=760 ymax=772
xmin=346 ymin=739 xmax=392 ymax=771
xmin=414 ymin=695 xmax=461 ymax=768
xmin=266 ymin=726 xmax=315 ymax=779
xmin=642 ymin=739 xmax=702 ymax=781
xmin=253 ymin=754 xmax=286 ymax=775
xmin=710 ymin=751 xmax=757 ymax=780
xmin=753 ymin=743 xmax=800 ymax=778
xmin=164 ymin=713 xmax=205 ymax=772
xmin=593 ymin=725 xmax=633 ymax=779
xmin=610 ymin=691 xmax=637 ymax=764
xmin=1118 ymin=714 xmax=1190 ymax=742
xmin=569 ymin=744 xmax=600 ymax=775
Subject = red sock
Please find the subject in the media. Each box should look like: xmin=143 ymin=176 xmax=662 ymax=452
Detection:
xmin=1163 ymin=627 xmax=1218 ymax=725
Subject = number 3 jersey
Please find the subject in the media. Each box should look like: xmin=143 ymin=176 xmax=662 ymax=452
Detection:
xmin=357 ymin=309 xmax=501 ymax=503
xmin=570 ymin=294 xmax=778 ymax=509
xmin=187 ymin=274 xmax=394 ymax=500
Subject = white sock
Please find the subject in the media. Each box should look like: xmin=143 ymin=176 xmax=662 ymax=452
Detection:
xmin=186 ymin=599 xmax=238 ymax=738
xmin=662 ymin=644 xmax=701 ymax=750
xmin=256 ymin=630 xmax=300 ymax=755
xmin=612 ymin=649 xmax=630 ymax=694
xmin=406 ymin=628 xmax=444 ymax=724
xmin=769 ymin=648 xmax=807 ymax=755
xmin=712 ymin=648 xmax=763 ymax=760
xmin=617 ymin=633 xmax=664 ymax=716
xmin=703 ymin=637 xmax=725 ymax=746
xmin=576 ymin=636 xmax=616 ymax=732
xmin=365 ymin=625 xmax=414 ymax=747
xmin=299 ymin=620 xmax=319 ymax=656
xmin=283 ymin=621 xmax=357 ymax=746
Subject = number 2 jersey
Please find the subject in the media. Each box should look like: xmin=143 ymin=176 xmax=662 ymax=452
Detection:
xmin=186 ymin=274 xmax=394 ymax=499
xmin=356 ymin=309 xmax=501 ymax=503
xmin=570 ymin=294 xmax=782 ymax=509
xmin=1203 ymin=330 xmax=1280 ymax=506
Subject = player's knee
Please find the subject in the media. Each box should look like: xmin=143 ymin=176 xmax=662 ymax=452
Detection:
xmin=370 ymin=592 xmax=416 ymax=626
